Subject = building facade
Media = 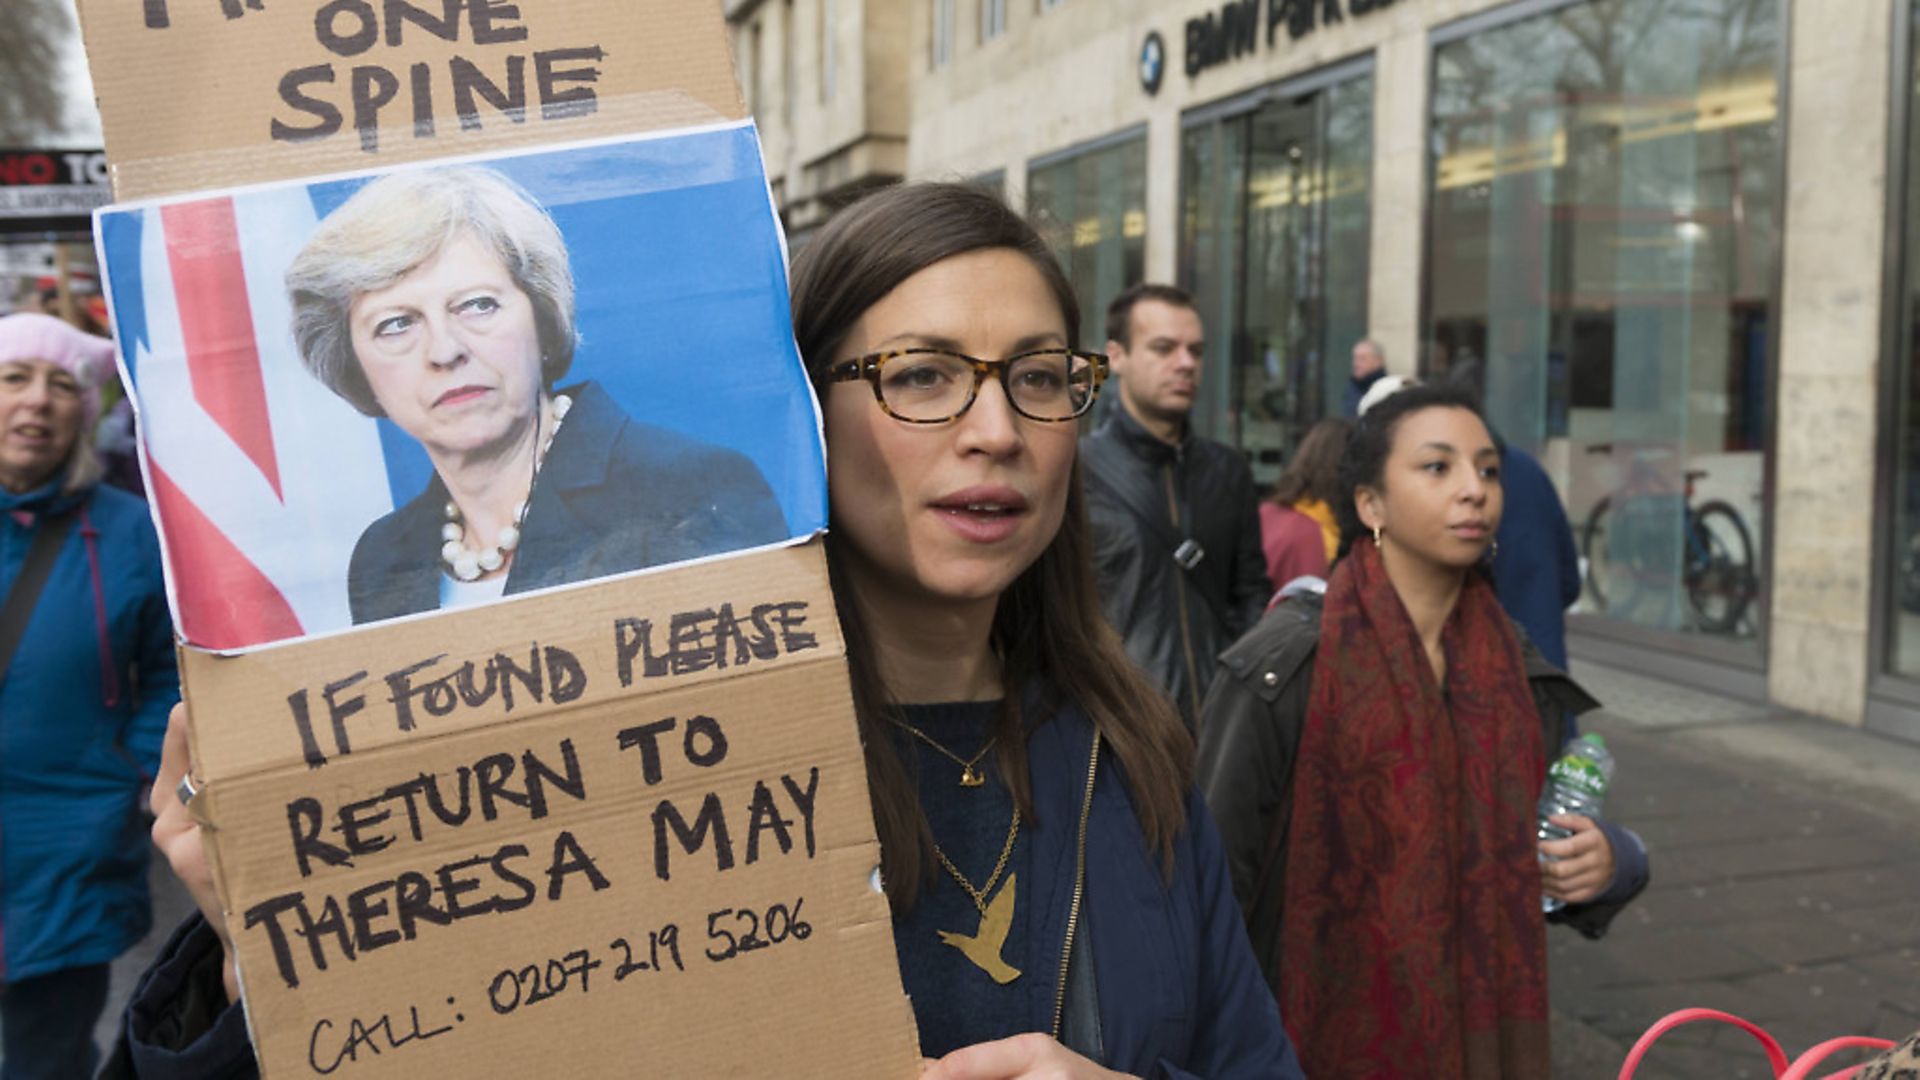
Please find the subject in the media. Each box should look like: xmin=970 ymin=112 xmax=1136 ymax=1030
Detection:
xmin=730 ymin=0 xmax=1920 ymax=743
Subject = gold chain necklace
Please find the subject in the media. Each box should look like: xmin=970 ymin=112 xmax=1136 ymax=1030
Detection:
xmin=891 ymin=717 xmax=996 ymax=787
xmin=931 ymin=807 xmax=1022 ymax=984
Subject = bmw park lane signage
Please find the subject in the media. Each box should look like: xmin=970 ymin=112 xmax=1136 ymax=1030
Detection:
xmin=1177 ymin=0 xmax=1400 ymax=81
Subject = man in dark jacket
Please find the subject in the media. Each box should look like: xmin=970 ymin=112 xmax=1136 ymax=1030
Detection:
xmin=1082 ymin=284 xmax=1271 ymax=724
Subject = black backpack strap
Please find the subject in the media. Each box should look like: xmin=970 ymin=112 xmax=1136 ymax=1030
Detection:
xmin=0 ymin=509 xmax=78 ymax=686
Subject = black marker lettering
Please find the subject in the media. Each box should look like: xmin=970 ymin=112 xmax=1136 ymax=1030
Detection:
xmin=393 ymin=870 xmax=450 ymax=940
xmin=294 ymin=894 xmax=356 ymax=973
xmin=467 ymin=0 xmax=528 ymax=44
xmin=315 ymin=0 xmax=379 ymax=56
xmin=454 ymin=656 xmax=497 ymax=707
xmin=473 ymin=752 xmax=522 ymax=820
xmin=323 ymin=671 xmax=370 ymax=759
xmin=535 ymin=46 xmax=603 ymax=121
xmin=244 ymin=892 xmax=307 ymax=988
xmin=616 ymin=718 xmax=676 ymax=784
xmin=520 ymin=739 xmax=586 ymax=818
xmin=651 ymin=793 xmax=733 ymax=881
xmin=667 ymin=609 xmax=717 ymax=674
xmin=493 ymin=644 xmax=542 ymax=710
xmin=544 ymin=830 xmax=609 ymax=899
xmin=449 ymin=53 xmax=527 ymax=130
xmin=420 ymin=767 xmax=473 ymax=828
xmin=288 ymin=797 xmax=353 ymax=878
xmin=782 ymin=768 xmax=820 ymax=858
xmin=744 ymin=780 xmax=794 ymax=863
xmin=383 ymin=654 xmax=445 ymax=733
xmin=351 ymin=65 xmax=401 ymax=153
xmin=489 ymin=844 xmax=537 ymax=912
xmin=683 ymin=715 xmax=728 ymax=768
xmin=346 ymin=879 xmax=401 ymax=953
xmin=544 ymin=644 xmax=587 ymax=703
xmin=336 ymin=792 xmax=394 ymax=857
xmin=383 ymin=0 xmax=460 ymax=44
xmin=288 ymin=687 xmax=326 ymax=768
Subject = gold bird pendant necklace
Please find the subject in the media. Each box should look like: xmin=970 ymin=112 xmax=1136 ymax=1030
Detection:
xmin=933 ymin=807 xmax=1022 ymax=985
xmin=892 ymin=716 xmax=1022 ymax=982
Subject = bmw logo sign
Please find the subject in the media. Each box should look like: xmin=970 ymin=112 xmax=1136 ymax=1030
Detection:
xmin=1139 ymin=31 xmax=1166 ymax=96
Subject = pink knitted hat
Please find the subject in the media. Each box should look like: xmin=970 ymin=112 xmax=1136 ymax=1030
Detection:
xmin=0 ymin=312 xmax=116 ymax=427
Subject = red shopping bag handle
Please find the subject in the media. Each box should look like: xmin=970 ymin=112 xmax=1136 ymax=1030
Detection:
xmin=1619 ymin=1008 xmax=1894 ymax=1080
xmin=1618 ymin=1008 xmax=1789 ymax=1078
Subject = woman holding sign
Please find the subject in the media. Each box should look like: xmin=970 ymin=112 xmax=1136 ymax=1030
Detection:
xmin=792 ymin=185 xmax=1299 ymax=1079
xmin=285 ymin=166 xmax=789 ymax=624
xmin=114 ymin=184 xmax=1300 ymax=1079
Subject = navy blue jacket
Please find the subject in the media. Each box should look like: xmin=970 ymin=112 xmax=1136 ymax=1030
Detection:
xmin=348 ymin=381 xmax=791 ymax=625
xmin=0 ymin=479 xmax=177 ymax=983
xmin=108 ymin=704 xmax=1302 ymax=1079
xmin=1491 ymin=444 xmax=1581 ymax=670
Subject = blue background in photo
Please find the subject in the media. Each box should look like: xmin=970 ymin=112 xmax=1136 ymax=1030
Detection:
xmin=310 ymin=126 xmax=824 ymax=532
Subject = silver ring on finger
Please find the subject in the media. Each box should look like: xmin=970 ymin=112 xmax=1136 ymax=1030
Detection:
xmin=177 ymin=774 xmax=198 ymax=806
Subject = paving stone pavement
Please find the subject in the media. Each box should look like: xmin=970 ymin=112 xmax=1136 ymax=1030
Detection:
xmin=14 ymin=658 xmax=1918 ymax=1078
xmin=1549 ymin=661 xmax=1920 ymax=1079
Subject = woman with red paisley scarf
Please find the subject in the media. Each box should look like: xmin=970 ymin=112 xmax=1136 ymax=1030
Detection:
xmin=1196 ymin=382 xmax=1649 ymax=1079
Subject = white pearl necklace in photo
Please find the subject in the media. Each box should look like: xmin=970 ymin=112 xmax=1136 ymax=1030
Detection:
xmin=440 ymin=393 xmax=573 ymax=583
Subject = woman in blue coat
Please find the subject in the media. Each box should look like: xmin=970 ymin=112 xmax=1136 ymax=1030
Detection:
xmin=0 ymin=313 xmax=178 ymax=1080
xmin=120 ymin=184 xmax=1300 ymax=1079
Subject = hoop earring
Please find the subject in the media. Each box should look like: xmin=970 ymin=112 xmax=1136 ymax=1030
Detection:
xmin=1371 ymin=525 xmax=1382 ymax=548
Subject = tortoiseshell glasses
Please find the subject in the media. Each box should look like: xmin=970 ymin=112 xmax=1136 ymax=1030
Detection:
xmin=827 ymin=347 xmax=1109 ymax=424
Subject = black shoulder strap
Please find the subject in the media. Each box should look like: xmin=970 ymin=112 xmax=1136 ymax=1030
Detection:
xmin=1080 ymin=445 xmax=1231 ymax=630
xmin=0 ymin=509 xmax=77 ymax=686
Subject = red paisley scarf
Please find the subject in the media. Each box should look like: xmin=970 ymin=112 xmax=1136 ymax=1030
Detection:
xmin=1280 ymin=540 xmax=1549 ymax=1080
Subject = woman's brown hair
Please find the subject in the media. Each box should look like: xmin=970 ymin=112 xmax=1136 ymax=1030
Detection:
xmin=1268 ymin=417 xmax=1353 ymax=508
xmin=789 ymin=182 xmax=1194 ymax=911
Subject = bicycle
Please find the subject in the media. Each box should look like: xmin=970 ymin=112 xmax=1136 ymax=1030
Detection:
xmin=1580 ymin=443 xmax=1758 ymax=635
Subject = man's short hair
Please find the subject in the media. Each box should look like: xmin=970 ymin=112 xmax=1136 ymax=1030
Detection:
xmin=1105 ymin=282 xmax=1196 ymax=348
xmin=1355 ymin=337 xmax=1385 ymax=364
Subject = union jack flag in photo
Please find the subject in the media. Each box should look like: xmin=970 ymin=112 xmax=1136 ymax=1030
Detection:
xmin=97 ymin=188 xmax=403 ymax=651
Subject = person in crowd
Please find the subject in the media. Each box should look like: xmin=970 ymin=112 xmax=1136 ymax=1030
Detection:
xmin=1342 ymin=337 xmax=1387 ymax=417
xmin=0 ymin=314 xmax=179 ymax=1080
xmin=1197 ymin=382 xmax=1647 ymax=1079
xmin=1437 ymin=360 xmax=1584 ymax=669
xmin=1082 ymin=284 xmax=1270 ymax=724
xmin=1259 ymin=418 xmax=1351 ymax=594
xmin=111 ymin=183 xmax=1304 ymax=1079
xmin=284 ymin=165 xmax=788 ymax=625
xmin=95 ymin=394 xmax=145 ymax=497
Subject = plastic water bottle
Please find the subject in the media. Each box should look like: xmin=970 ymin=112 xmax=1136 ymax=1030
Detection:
xmin=1538 ymin=733 xmax=1614 ymax=913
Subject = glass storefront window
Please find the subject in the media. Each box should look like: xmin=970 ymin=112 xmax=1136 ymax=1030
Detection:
xmin=1427 ymin=0 xmax=1780 ymax=647
xmin=1027 ymin=133 xmax=1148 ymax=354
xmin=1888 ymin=2 xmax=1920 ymax=678
xmin=1179 ymin=71 xmax=1373 ymax=484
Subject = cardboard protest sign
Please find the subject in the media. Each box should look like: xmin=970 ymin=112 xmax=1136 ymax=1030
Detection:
xmin=96 ymin=126 xmax=826 ymax=650
xmin=77 ymin=0 xmax=923 ymax=1075
xmin=183 ymin=543 xmax=921 ymax=1077
xmin=77 ymin=0 xmax=745 ymax=200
